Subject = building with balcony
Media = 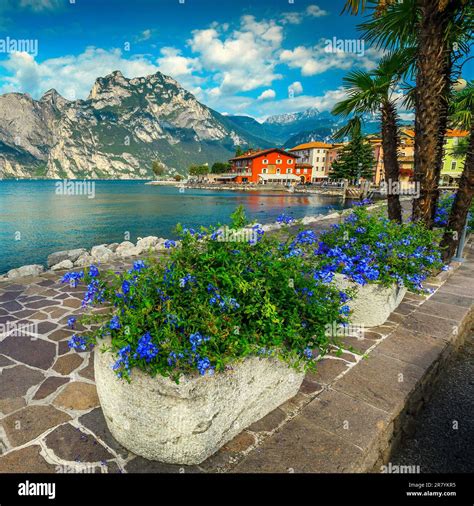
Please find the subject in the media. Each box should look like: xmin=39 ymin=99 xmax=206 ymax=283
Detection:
xmin=287 ymin=142 xmax=333 ymax=182
xmin=228 ymin=149 xmax=301 ymax=184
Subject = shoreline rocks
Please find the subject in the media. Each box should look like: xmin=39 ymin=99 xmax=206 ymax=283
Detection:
xmin=0 ymin=204 xmax=367 ymax=281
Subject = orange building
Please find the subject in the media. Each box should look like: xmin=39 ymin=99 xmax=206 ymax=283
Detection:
xmin=228 ymin=149 xmax=303 ymax=184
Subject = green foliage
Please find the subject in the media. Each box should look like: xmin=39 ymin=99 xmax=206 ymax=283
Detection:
xmin=211 ymin=161 xmax=231 ymax=174
xmin=188 ymin=164 xmax=210 ymax=176
xmin=330 ymin=132 xmax=375 ymax=180
xmin=229 ymin=205 xmax=249 ymax=229
xmin=311 ymin=205 xmax=443 ymax=292
xmin=152 ymin=160 xmax=165 ymax=177
xmin=66 ymin=212 xmax=350 ymax=382
xmin=234 ymin=146 xmax=244 ymax=157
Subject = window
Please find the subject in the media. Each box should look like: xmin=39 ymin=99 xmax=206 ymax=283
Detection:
xmin=262 ymin=168 xmax=268 ymax=174
xmin=288 ymin=159 xmax=293 ymax=164
xmin=304 ymin=169 xmax=308 ymax=174
xmin=286 ymin=168 xmax=291 ymax=174
xmin=316 ymin=157 xmax=319 ymax=162
xmin=451 ymin=161 xmax=457 ymax=171
xmin=262 ymin=159 xmax=268 ymax=164
xmin=276 ymin=168 xmax=281 ymax=174
xmin=296 ymin=168 xmax=300 ymax=174
xmin=276 ymin=159 xmax=282 ymax=164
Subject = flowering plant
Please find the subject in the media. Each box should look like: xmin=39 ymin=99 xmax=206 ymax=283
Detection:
xmin=62 ymin=208 xmax=349 ymax=381
xmin=286 ymin=206 xmax=443 ymax=293
xmin=434 ymin=192 xmax=473 ymax=229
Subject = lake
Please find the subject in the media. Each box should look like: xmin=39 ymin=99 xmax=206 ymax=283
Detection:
xmin=0 ymin=180 xmax=353 ymax=274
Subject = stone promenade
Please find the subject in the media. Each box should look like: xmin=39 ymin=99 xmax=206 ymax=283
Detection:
xmin=0 ymin=221 xmax=472 ymax=473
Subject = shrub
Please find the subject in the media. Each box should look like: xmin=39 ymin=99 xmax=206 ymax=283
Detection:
xmin=434 ymin=192 xmax=474 ymax=230
xmin=286 ymin=206 xmax=443 ymax=293
xmin=62 ymin=208 xmax=349 ymax=381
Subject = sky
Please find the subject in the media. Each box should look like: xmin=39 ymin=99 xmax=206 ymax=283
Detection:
xmin=0 ymin=0 xmax=472 ymax=121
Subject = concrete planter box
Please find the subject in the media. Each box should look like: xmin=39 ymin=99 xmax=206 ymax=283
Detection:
xmin=95 ymin=345 xmax=304 ymax=465
xmin=334 ymin=274 xmax=407 ymax=328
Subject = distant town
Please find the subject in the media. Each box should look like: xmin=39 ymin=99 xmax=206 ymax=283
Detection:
xmin=156 ymin=127 xmax=467 ymax=189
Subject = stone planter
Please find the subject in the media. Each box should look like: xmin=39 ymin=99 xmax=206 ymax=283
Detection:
xmin=95 ymin=345 xmax=304 ymax=465
xmin=334 ymin=274 xmax=407 ymax=327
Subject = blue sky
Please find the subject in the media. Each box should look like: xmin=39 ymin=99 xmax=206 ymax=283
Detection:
xmin=0 ymin=0 xmax=472 ymax=121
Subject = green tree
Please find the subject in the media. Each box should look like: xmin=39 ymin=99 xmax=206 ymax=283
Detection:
xmin=152 ymin=160 xmax=165 ymax=177
xmin=188 ymin=164 xmax=210 ymax=177
xmin=332 ymin=50 xmax=413 ymax=222
xmin=211 ymin=162 xmax=230 ymax=174
xmin=330 ymin=131 xmax=375 ymax=182
xmin=235 ymin=146 xmax=245 ymax=157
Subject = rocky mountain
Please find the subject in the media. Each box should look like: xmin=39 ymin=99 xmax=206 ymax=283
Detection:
xmin=227 ymin=107 xmax=344 ymax=146
xmin=0 ymin=70 xmax=270 ymax=179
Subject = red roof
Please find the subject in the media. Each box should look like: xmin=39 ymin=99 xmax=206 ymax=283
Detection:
xmin=229 ymin=148 xmax=299 ymax=161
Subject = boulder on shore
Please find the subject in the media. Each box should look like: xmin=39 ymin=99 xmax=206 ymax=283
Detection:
xmin=7 ymin=264 xmax=45 ymax=279
xmin=47 ymin=248 xmax=87 ymax=268
xmin=51 ymin=259 xmax=74 ymax=271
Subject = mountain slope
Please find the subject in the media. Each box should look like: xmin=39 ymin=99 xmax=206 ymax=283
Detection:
xmin=0 ymin=71 xmax=270 ymax=179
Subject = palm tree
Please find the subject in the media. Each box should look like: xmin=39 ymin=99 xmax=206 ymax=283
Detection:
xmin=344 ymin=0 xmax=471 ymax=229
xmin=332 ymin=51 xmax=413 ymax=222
xmin=439 ymin=82 xmax=474 ymax=262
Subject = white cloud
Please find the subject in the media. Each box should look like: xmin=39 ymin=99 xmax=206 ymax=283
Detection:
xmin=288 ymin=81 xmax=303 ymax=96
xmin=0 ymin=48 xmax=160 ymax=99
xmin=137 ymin=29 xmax=153 ymax=42
xmin=280 ymin=41 xmax=382 ymax=76
xmin=19 ymin=0 xmax=63 ymax=11
xmin=306 ymin=5 xmax=327 ymax=17
xmin=188 ymin=15 xmax=283 ymax=95
xmin=281 ymin=4 xmax=327 ymax=24
xmin=258 ymin=89 xmax=276 ymax=100
xmin=157 ymin=47 xmax=201 ymax=77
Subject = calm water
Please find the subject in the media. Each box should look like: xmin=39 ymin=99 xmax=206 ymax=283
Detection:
xmin=0 ymin=180 xmax=352 ymax=274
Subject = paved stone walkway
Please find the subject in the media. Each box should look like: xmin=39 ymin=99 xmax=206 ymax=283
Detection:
xmin=0 ymin=213 xmax=471 ymax=473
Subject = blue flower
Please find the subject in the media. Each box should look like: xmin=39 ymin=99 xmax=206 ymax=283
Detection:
xmin=164 ymin=240 xmax=176 ymax=249
xmin=109 ymin=315 xmax=121 ymax=330
xmin=67 ymin=317 xmax=76 ymax=329
xmin=303 ymin=347 xmax=313 ymax=359
xmin=196 ymin=356 xmax=213 ymax=375
xmin=61 ymin=271 xmax=84 ymax=288
xmin=134 ymin=332 xmax=159 ymax=363
xmin=122 ymin=280 xmax=131 ymax=295
xmin=89 ymin=265 xmax=99 ymax=277
xmin=113 ymin=344 xmax=132 ymax=375
xmin=68 ymin=334 xmax=91 ymax=351
xmin=133 ymin=260 xmax=147 ymax=271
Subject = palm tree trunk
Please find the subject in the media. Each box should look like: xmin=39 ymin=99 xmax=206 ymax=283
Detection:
xmin=439 ymin=121 xmax=473 ymax=262
xmin=412 ymin=0 xmax=452 ymax=228
xmin=381 ymin=101 xmax=402 ymax=222
xmin=432 ymin=55 xmax=453 ymax=220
